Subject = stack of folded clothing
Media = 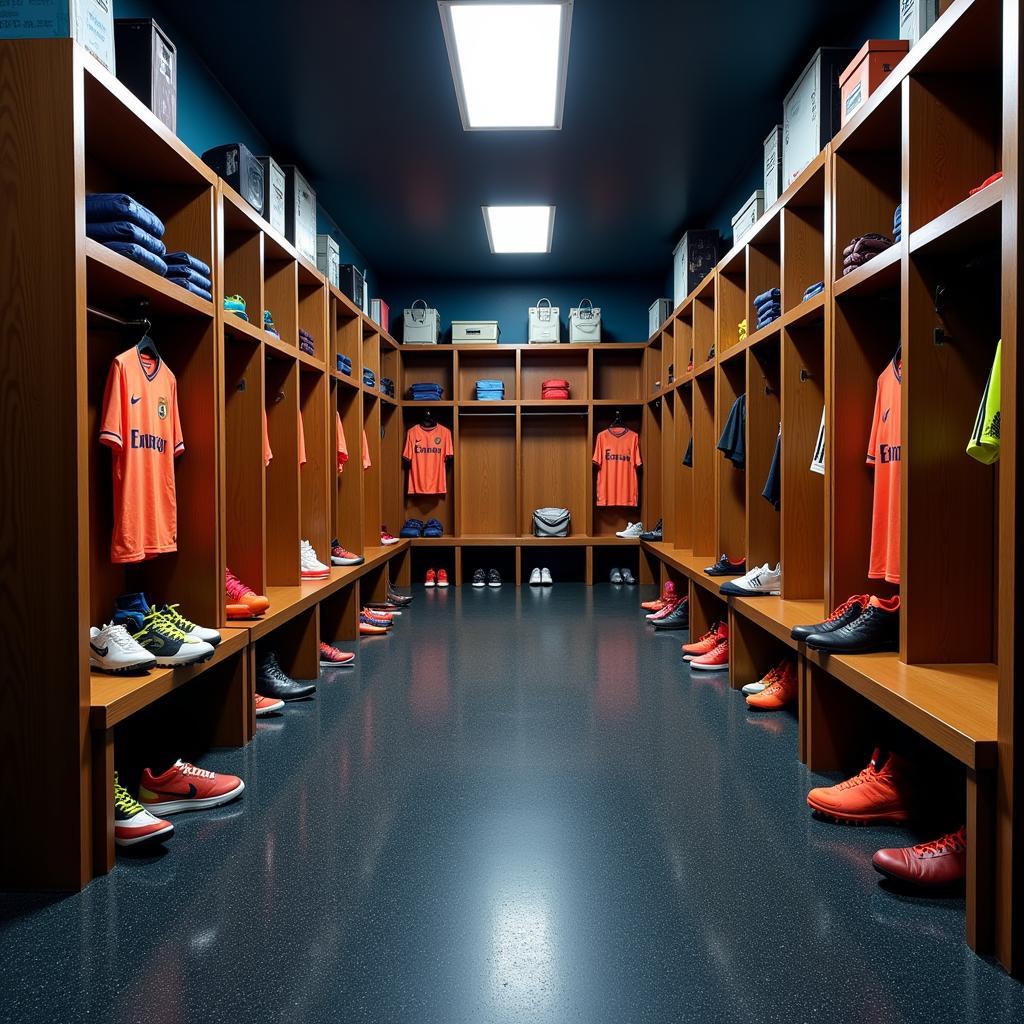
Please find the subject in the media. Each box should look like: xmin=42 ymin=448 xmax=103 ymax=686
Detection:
xmin=475 ymin=379 xmax=506 ymax=400
xmin=842 ymin=233 xmax=893 ymax=275
xmin=409 ymin=381 xmax=444 ymax=401
xmin=336 ymin=353 xmax=353 ymax=376
xmin=164 ymin=252 xmax=211 ymax=301
xmin=541 ymin=378 xmax=571 ymax=400
xmin=85 ymin=193 xmax=168 ymax=276
xmin=738 ymin=319 xmax=748 ymax=342
xmin=225 ymin=295 xmax=248 ymax=321
xmin=802 ymin=280 xmax=825 ymax=302
xmin=893 ymin=204 xmax=902 ymax=244
xmin=380 ymin=377 xmax=395 ymax=398
xmin=299 ymin=329 xmax=315 ymax=356
xmin=362 ymin=368 xmax=376 ymax=389
xmin=753 ymin=288 xmax=781 ymax=330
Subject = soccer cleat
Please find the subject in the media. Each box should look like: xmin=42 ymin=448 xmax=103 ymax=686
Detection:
xmin=540 ymin=567 xmax=553 ymax=586
xmin=653 ymin=599 xmax=689 ymax=631
xmin=682 ymin=621 xmax=726 ymax=660
xmin=791 ymin=594 xmax=870 ymax=642
xmin=300 ymin=539 xmax=330 ymax=580
xmin=425 ymin=568 xmax=437 ymax=588
xmin=615 ymin=522 xmax=645 ymax=539
xmin=472 ymin=569 xmax=487 ymax=588
xmin=704 ymin=553 xmax=746 ymax=577
xmin=330 ymin=539 xmax=364 ymax=566
xmin=113 ymin=604 xmax=215 ymax=667
xmin=380 ymin=525 xmax=400 ymax=546
xmin=436 ymin=569 xmax=449 ymax=588
xmin=359 ymin=620 xmax=388 ymax=636
xmin=642 ymin=579 xmax=677 ymax=611
xmin=256 ymin=652 xmax=316 ymax=700
xmin=610 ymin=568 xmax=624 ymax=584
xmin=263 ymin=309 xmax=279 ymax=336
xmin=639 ymin=519 xmax=663 ymax=541
xmin=806 ymin=748 xmax=913 ymax=824
xmin=255 ymin=693 xmax=285 ymax=716
xmin=158 ymin=603 xmax=221 ymax=646
xmin=89 ymin=623 xmax=157 ymax=673
xmin=746 ymin=660 xmax=797 ymax=709
xmin=621 ymin=568 xmax=637 ymax=585
xmin=647 ymin=598 xmax=684 ymax=622
xmin=529 ymin=568 xmax=542 ymax=586
xmin=805 ymin=596 xmax=900 ymax=654
xmin=319 ymin=642 xmax=355 ymax=667
xmin=225 ymin=569 xmax=270 ymax=617
xmin=139 ymin=759 xmax=245 ymax=815
xmin=872 ymin=826 xmax=967 ymax=887
xmin=487 ymin=569 xmax=502 ymax=588
xmin=690 ymin=637 xmax=729 ymax=671
xmin=114 ymin=773 xmax=174 ymax=847
xmin=719 ymin=562 xmax=782 ymax=597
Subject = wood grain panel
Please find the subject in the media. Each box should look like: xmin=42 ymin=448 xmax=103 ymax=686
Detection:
xmin=264 ymin=258 xmax=298 ymax=347
xmin=782 ymin=203 xmax=825 ymax=314
xmin=458 ymin=415 xmax=517 ymax=534
xmin=520 ymin=414 xmax=589 ymax=533
xmin=265 ymin=356 xmax=301 ymax=585
xmin=746 ymin=342 xmax=781 ymax=569
xmin=716 ymin=357 xmax=746 ymax=559
xmin=300 ymin=368 xmax=331 ymax=560
xmin=692 ymin=373 xmax=717 ymax=556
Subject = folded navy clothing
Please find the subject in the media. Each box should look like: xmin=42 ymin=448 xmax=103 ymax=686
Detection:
xmin=86 ymin=193 xmax=165 ymax=238
xmin=753 ymin=287 xmax=781 ymax=308
xmin=86 ymin=220 xmax=167 ymax=257
xmin=102 ymin=242 xmax=168 ymax=277
xmin=169 ymin=280 xmax=212 ymax=302
xmin=164 ymin=251 xmax=211 ymax=278
xmin=802 ymin=281 xmax=825 ymax=301
xmin=165 ymin=266 xmax=212 ymax=291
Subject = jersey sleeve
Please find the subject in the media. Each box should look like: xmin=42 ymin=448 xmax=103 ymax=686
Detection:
xmin=297 ymin=411 xmax=306 ymax=466
xmin=172 ymin=378 xmax=185 ymax=456
xmin=866 ymin=383 xmax=881 ymax=464
xmin=336 ymin=412 xmax=349 ymax=473
xmin=632 ymin=432 xmax=642 ymax=467
xmin=592 ymin=431 xmax=603 ymax=465
xmin=402 ymin=427 xmax=414 ymax=461
xmin=443 ymin=426 xmax=454 ymax=459
xmin=99 ymin=360 xmax=125 ymax=449
xmin=362 ymin=430 xmax=371 ymax=470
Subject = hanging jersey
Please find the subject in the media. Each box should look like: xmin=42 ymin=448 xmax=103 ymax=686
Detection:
xmin=810 ymin=407 xmax=825 ymax=475
xmin=593 ymin=427 xmax=642 ymax=507
xmin=717 ymin=395 xmax=746 ymax=467
xmin=337 ymin=412 xmax=349 ymax=474
xmin=967 ymin=340 xmax=1001 ymax=465
xmin=762 ymin=426 xmax=781 ymax=510
xmin=99 ymin=348 xmax=184 ymax=563
xmin=403 ymin=423 xmax=454 ymax=494
xmin=362 ymin=430 xmax=371 ymax=470
xmin=262 ymin=409 xmax=272 ymax=467
xmin=867 ymin=357 xmax=902 ymax=584
xmin=298 ymin=410 xmax=306 ymax=467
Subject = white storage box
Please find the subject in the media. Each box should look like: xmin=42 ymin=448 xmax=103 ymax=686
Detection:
xmin=403 ymin=300 xmax=441 ymax=344
xmin=731 ymin=190 xmax=765 ymax=247
xmin=257 ymin=156 xmax=286 ymax=236
xmin=0 ymin=0 xmax=116 ymax=72
xmin=900 ymin=0 xmax=940 ymax=46
xmin=528 ymin=298 xmax=560 ymax=343
xmin=316 ymin=234 xmax=339 ymax=289
xmin=764 ymin=125 xmax=783 ymax=208
xmin=649 ymin=299 xmax=671 ymax=338
xmin=452 ymin=320 xmax=500 ymax=344
xmin=284 ymin=164 xmax=317 ymax=265
xmin=672 ymin=231 xmax=719 ymax=307
xmin=569 ymin=299 xmax=601 ymax=343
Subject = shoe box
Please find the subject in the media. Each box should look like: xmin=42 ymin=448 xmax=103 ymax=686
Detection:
xmin=114 ymin=18 xmax=177 ymax=132
xmin=257 ymin=155 xmax=287 ymax=236
xmin=284 ymin=164 xmax=317 ymax=265
xmin=203 ymin=142 xmax=265 ymax=214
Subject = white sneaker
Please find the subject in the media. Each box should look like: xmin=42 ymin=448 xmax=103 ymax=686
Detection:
xmin=741 ymin=677 xmax=769 ymax=696
xmin=300 ymin=539 xmax=330 ymax=580
xmin=615 ymin=522 xmax=644 ymax=539
xmin=89 ymin=623 xmax=157 ymax=673
xmin=720 ymin=562 xmax=781 ymax=597
xmin=529 ymin=567 xmax=542 ymax=586
xmin=158 ymin=604 xmax=221 ymax=646
xmin=541 ymin=567 xmax=553 ymax=586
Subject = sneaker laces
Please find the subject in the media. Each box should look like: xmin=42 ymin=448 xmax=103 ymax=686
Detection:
xmin=696 ymin=623 xmax=719 ymax=643
xmin=225 ymin=570 xmax=252 ymax=600
xmin=161 ymin=603 xmax=196 ymax=632
xmin=835 ymin=763 xmax=881 ymax=791
xmin=177 ymin=761 xmax=215 ymax=780
xmin=142 ymin=607 xmax=189 ymax=642
xmin=113 ymin=775 xmax=145 ymax=815
xmin=826 ymin=596 xmax=863 ymax=623
xmin=914 ymin=827 xmax=966 ymax=857
xmin=105 ymin=623 xmax=137 ymax=651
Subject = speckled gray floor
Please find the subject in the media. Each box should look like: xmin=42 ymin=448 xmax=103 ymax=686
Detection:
xmin=2 ymin=585 xmax=1023 ymax=1023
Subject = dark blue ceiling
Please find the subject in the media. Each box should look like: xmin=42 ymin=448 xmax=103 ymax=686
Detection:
xmin=170 ymin=0 xmax=891 ymax=279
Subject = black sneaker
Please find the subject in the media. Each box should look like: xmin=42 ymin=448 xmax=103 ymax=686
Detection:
xmin=640 ymin=519 xmax=663 ymax=541
xmin=472 ymin=569 xmax=487 ymax=588
xmin=791 ymin=594 xmax=870 ymax=643
xmin=256 ymin=652 xmax=316 ymax=701
xmin=653 ymin=598 xmax=689 ymax=630
xmin=487 ymin=569 xmax=502 ymax=588
xmin=805 ymin=596 xmax=900 ymax=654
xmin=610 ymin=568 xmax=624 ymax=584
xmin=704 ymin=553 xmax=746 ymax=576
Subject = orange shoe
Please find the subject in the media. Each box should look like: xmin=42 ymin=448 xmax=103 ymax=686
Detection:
xmin=690 ymin=636 xmax=729 ymax=671
xmin=872 ymin=826 xmax=966 ymax=887
xmin=746 ymin=659 xmax=797 ymax=710
xmin=807 ymin=748 xmax=913 ymax=823
xmin=436 ymin=568 xmax=450 ymax=588
xmin=642 ymin=579 xmax=677 ymax=611
xmin=359 ymin=621 xmax=388 ymax=636
xmin=225 ymin=568 xmax=270 ymax=617
xmin=255 ymin=693 xmax=285 ymax=716
xmin=682 ymin=621 xmax=725 ymax=659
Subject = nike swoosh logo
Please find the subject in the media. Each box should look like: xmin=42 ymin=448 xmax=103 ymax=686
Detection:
xmin=131 ymin=395 xmax=142 ymax=405
xmin=90 ymin=642 xmax=108 ymax=657
xmin=154 ymin=784 xmax=198 ymax=799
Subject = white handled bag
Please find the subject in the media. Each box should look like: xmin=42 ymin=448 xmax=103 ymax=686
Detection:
xmin=403 ymin=299 xmax=441 ymax=344
xmin=569 ymin=298 xmax=601 ymax=342
xmin=528 ymin=297 xmax=561 ymax=343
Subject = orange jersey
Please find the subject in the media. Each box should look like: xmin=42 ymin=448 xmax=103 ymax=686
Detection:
xmin=298 ymin=410 xmax=306 ymax=467
xmin=262 ymin=409 xmax=272 ymax=467
xmin=361 ymin=429 xmax=371 ymax=470
xmin=336 ymin=412 xmax=349 ymax=474
xmin=593 ymin=427 xmax=641 ymax=507
xmin=403 ymin=423 xmax=453 ymax=494
xmin=99 ymin=348 xmax=184 ymax=563
xmin=866 ymin=358 xmax=902 ymax=583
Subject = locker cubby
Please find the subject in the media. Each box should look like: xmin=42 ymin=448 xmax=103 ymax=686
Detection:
xmin=687 ymin=580 xmax=727 ymax=647
xmin=521 ymin=350 xmax=588 ymax=400
xmin=746 ymin=338 xmax=781 ymax=571
xmin=593 ymin=544 xmax=641 ymax=583
xmin=457 ymin=349 xmax=516 ymax=401
xmin=520 ymin=412 xmax=589 ymax=533
xmin=380 ymin=403 xmax=403 ymax=533
xmin=411 ymin=545 xmax=456 ymax=587
xmin=693 ymin=288 xmax=716 ymax=365
xmin=401 ymin=406 xmax=455 ymax=535
xmin=334 ymin=384 xmax=363 ymax=552
xmin=717 ymin=247 xmax=746 ymax=354
xmin=297 ymin=268 xmax=326 ymax=362
xmin=781 ymin=167 xmax=826 ymax=313
xmin=264 ymin=354 xmax=301 ymax=586
xmin=594 ymin=349 xmax=643 ymax=400
xmin=222 ymin=207 xmax=263 ymax=320
xmin=362 ymin=394 xmax=382 ymax=546
xmin=728 ymin=608 xmax=794 ymax=698
xmin=645 ymin=334 xmax=663 ymax=394
xmin=402 ymin=348 xmax=454 ymax=400
xmin=670 ymin=310 xmax=692 ymax=385
xmin=660 ymin=392 xmax=676 ymax=542
xmin=691 ymin=371 xmax=717 ymax=556
xmin=299 ymin=367 xmax=330 ymax=559
xmin=380 ymin=347 xmax=399 ymax=397
xmin=716 ymin=353 xmax=746 ymax=562
xmin=332 ymin=296 xmax=362 ymax=379
xmin=463 ymin=545 xmax=518 ymax=585
xmin=361 ymin=324 xmax=381 ymax=381
xmin=264 ymin=237 xmax=298 ymax=345
xmin=746 ymin=215 xmax=781 ymax=332
xmin=521 ymin=545 xmax=586 ymax=585
xmin=592 ymin=407 xmax=644 ymax=537
xmin=673 ymin=382 xmax=694 ymax=549
xmin=458 ymin=413 xmax=517 ymax=535
xmin=641 ymin=401 xmax=661 ymax=535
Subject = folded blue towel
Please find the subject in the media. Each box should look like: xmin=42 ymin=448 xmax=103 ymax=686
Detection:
xmin=753 ymin=287 xmax=781 ymax=308
xmin=102 ymin=242 xmax=168 ymax=277
xmin=165 ymin=266 xmax=212 ymax=291
xmin=164 ymin=251 xmax=212 ymax=278
xmin=86 ymin=220 xmax=167 ymax=257
xmin=85 ymin=193 xmax=165 ymax=238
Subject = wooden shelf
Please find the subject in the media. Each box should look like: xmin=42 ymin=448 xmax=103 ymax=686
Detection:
xmin=224 ymin=314 xmax=265 ymax=343
xmin=909 ymin=179 xmax=1003 ymax=256
xmin=411 ymin=534 xmax=640 ymax=547
xmin=781 ymin=291 xmax=826 ymax=329
xmin=832 ymin=244 xmax=901 ymax=298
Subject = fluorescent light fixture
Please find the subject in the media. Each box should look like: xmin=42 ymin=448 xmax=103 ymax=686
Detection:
xmin=482 ymin=205 xmax=555 ymax=253
xmin=439 ymin=1 xmax=573 ymax=129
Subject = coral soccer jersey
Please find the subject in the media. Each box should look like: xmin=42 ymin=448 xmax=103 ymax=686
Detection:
xmin=99 ymin=348 xmax=184 ymax=563
xmin=866 ymin=357 xmax=902 ymax=584
xmin=403 ymin=423 xmax=453 ymax=494
xmin=594 ymin=427 xmax=642 ymax=507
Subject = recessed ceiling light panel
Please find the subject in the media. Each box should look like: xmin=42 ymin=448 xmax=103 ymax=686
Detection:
xmin=482 ymin=205 xmax=555 ymax=253
xmin=439 ymin=2 xmax=573 ymax=130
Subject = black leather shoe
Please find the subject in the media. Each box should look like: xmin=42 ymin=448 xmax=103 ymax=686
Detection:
xmin=805 ymin=596 xmax=899 ymax=654
xmin=257 ymin=652 xmax=316 ymax=701
xmin=653 ymin=599 xmax=689 ymax=630
xmin=640 ymin=519 xmax=663 ymax=541
xmin=705 ymin=553 xmax=746 ymax=576
xmin=791 ymin=594 xmax=869 ymax=642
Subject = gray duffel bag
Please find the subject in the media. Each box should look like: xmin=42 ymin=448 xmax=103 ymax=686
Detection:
xmin=532 ymin=507 xmax=571 ymax=537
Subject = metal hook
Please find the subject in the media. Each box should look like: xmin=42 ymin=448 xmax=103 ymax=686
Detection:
xmin=799 ymin=369 xmax=815 ymax=382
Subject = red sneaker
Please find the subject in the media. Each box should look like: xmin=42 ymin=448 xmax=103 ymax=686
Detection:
xmin=690 ymin=637 xmax=729 ymax=671
xmin=330 ymin=540 xmax=364 ymax=566
xmin=806 ymin=748 xmax=913 ymax=824
xmin=425 ymin=568 xmax=437 ymax=588
xmin=138 ymin=760 xmax=245 ymax=815
xmin=319 ymin=642 xmax=355 ymax=666
xmin=436 ymin=568 xmax=449 ymax=588
xmin=872 ymin=826 xmax=966 ymax=887
xmin=225 ymin=568 xmax=270 ymax=618
xmin=380 ymin=525 xmax=400 ymax=546
xmin=255 ymin=693 xmax=284 ymax=716
xmin=682 ymin=621 xmax=726 ymax=659
xmin=746 ymin=659 xmax=797 ymax=709
xmin=646 ymin=598 xmax=682 ymax=621
xmin=642 ymin=579 xmax=677 ymax=611
xmin=361 ymin=608 xmax=392 ymax=625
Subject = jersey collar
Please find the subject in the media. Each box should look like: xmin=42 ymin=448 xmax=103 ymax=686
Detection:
xmin=137 ymin=348 xmax=161 ymax=382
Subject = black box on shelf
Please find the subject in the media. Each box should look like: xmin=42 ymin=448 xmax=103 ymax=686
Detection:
xmin=114 ymin=18 xmax=177 ymax=132
xmin=338 ymin=264 xmax=365 ymax=309
xmin=202 ymin=143 xmax=265 ymax=214
xmin=283 ymin=165 xmax=317 ymax=265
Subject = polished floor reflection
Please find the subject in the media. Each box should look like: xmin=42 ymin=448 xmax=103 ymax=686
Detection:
xmin=2 ymin=585 xmax=1023 ymax=1023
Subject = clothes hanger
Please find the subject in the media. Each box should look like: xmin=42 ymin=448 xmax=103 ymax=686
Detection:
xmin=610 ymin=409 xmax=624 ymax=429
xmin=421 ymin=409 xmax=436 ymax=428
